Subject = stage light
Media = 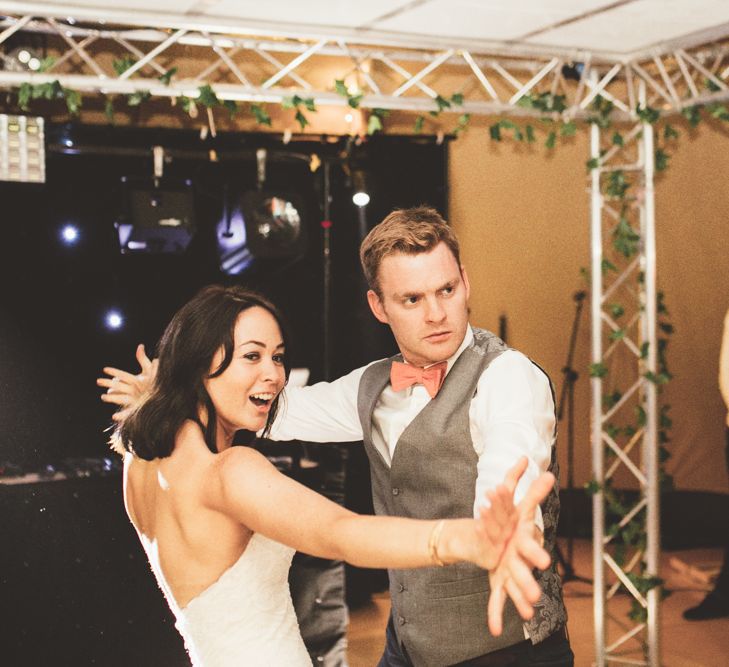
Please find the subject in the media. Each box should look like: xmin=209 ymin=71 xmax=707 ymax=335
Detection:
xmin=60 ymin=225 xmax=79 ymax=245
xmin=351 ymin=169 xmax=370 ymax=207
xmin=105 ymin=310 xmax=124 ymax=330
xmin=115 ymin=174 xmax=195 ymax=254
xmin=0 ymin=115 xmax=45 ymax=183
xmin=27 ymin=57 xmax=41 ymax=71
xmin=17 ymin=49 xmax=31 ymax=64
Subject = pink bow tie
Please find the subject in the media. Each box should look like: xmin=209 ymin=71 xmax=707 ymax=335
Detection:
xmin=390 ymin=361 xmax=447 ymax=399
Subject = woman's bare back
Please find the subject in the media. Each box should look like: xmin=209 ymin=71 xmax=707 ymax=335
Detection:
xmin=123 ymin=423 xmax=252 ymax=608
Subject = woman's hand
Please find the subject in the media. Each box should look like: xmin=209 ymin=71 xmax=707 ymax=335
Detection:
xmin=97 ymin=344 xmax=158 ymax=421
xmin=486 ymin=469 xmax=555 ymax=636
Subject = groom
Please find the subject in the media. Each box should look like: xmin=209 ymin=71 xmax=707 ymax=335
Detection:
xmin=267 ymin=207 xmax=570 ymax=666
xmin=102 ymin=207 xmax=571 ymax=666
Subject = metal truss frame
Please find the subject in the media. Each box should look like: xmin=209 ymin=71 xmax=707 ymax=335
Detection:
xmin=590 ymin=79 xmax=659 ymax=667
xmin=2 ymin=4 xmax=729 ymax=666
xmin=1 ymin=3 xmax=729 ymax=122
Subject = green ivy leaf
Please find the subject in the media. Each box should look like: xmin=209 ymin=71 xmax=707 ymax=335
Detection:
xmin=454 ymin=113 xmax=471 ymax=137
xmin=636 ymin=105 xmax=660 ymax=124
xmin=63 ymin=88 xmax=82 ymax=115
xmin=158 ymin=67 xmax=177 ymax=86
xmin=663 ymin=124 xmax=679 ymax=140
xmin=127 ymin=90 xmax=151 ymax=106
xmin=414 ymin=115 xmax=425 ymax=134
xmin=589 ymin=362 xmax=608 ymax=378
xmin=302 ymin=97 xmax=316 ymax=112
xmin=489 ymin=123 xmax=502 ymax=141
xmin=250 ymin=103 xmax=271 ymax=126
xmin=655 ymin=148 xmax=670 ymax=172
xmin=334 ymin=79 xmax=348 ymax=97
xmin=223 ymin=99 xmax=238 ymax=118
xmin=586 ymin=156 xmax=600 ymax=170
xmin=450 ymin=92 xmax=464 ymax=106
xmin=640 ymin=341 xmax=649 ymax=359
xmin=609 ymin=329 xmax=625 ymax=341
xmin=545 ymin=130 xmax=556 ymax=149
xmin=681 ymin=105 xmax=702 ymax=128
xmin=434 ymin=94 xmax=451 ymax=113
xmin=605 ymin=170 xmax=630 ymax=198
xmin=281 ymin=96 xmax=296 ymax=110
xmin=601 ymin=258 xmax=617 ymax=274
xmin=294 ymin=109 xmax=309 ymax=130
xmin=560 ymin=121 xmax=576 ymax=137
xmin=525 ymin=125 xmax=536 ymax=143
xmin=113 ymin=55 xmax=136 ymax=76
xmin=367 ymin=113 xmax=383 ymax=135
xmin=17 ymin=83 xmax=32 ymax=110
xmin=37 ymin=56 xmax=56 ymax=73
xmin=609 ymin=303 xmax=625 ymax=318
xmin=705 ymin=78 xmax=721 ymax=92
xmin=585 ymin=479 xmax=602 ymax=495
xmin=197 ymin=84 xmax=220 ymax=108
xmin=612 ymin=131 xmax=624 ymax=146
xmin=104 ymin=97 xmax=115 ymax=122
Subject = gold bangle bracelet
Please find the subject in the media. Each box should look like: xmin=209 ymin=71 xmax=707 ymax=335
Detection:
xmin=428 ymin=519 xmax=446 ymax=567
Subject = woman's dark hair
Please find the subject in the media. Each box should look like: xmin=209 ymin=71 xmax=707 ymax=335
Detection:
xmin=115 ymin=285 xmax=291 ymax=460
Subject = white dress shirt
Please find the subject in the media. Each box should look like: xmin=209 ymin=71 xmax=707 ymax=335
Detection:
xmin=269 ymin=327 xmax=555 ymax=523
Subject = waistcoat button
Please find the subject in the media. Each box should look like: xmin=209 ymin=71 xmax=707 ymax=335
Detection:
xmin=392 ymin=487 xmax=400 ymax=495
xmin=398 ymin=616 xmax=406 ymax=626
xmin=398 ymin=583 xmax=405 ymax=592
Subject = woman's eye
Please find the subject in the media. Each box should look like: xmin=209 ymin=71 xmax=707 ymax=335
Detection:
xmin=273 ymin=354 xmax=285 ymax=365
xmin=243 ymin=352 xmax=260 ymax=361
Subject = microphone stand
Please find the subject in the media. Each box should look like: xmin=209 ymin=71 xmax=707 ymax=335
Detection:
xmin=556 ymin=290 xmax=592 ymax=585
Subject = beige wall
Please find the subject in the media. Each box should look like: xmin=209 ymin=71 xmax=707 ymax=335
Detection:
xmin=448 ymin=116 xmax=729 ymax=494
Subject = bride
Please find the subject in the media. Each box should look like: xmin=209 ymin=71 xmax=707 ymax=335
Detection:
xmin=108 ymin=285 xmax=554 ymax=667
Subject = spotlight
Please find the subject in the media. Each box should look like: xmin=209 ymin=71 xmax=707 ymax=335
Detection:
xmin=17 ymin=49 xmax=31 ymax=64
xmin=352 ymin=191 xmax=370 ymax=207
xmin=27 ymin=57 xmax=41 ymax=71
xmin=105 ymin=310 xmax=124 ymax=330
xmin=351 ymin=170 xmax=370 ymax=207
xmin=60 ymin=224 xmax=79 ymax=245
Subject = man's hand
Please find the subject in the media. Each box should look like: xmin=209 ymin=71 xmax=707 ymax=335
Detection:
xmin=486 ymin=467 xmax=555 ymax=636
xmin=97 ymin=344 xmax=157 ymax=421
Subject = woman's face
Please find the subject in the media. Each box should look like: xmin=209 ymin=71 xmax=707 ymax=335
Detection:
xmin=205 ymin=306 xmax=286 ymax=445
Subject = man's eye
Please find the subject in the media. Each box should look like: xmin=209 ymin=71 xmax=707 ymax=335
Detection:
xmin=406 ymin=297 xmax=418 ymax=304
xmin=442 ymin=286 xmax=454 ymax=295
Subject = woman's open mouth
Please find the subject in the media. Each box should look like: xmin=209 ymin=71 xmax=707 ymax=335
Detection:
xmin=249 ymin=392 xmax=275 ymax=411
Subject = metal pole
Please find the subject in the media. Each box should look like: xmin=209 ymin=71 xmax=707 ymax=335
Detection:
xmin=321 ymin=160 xmax=332 ymax=381
xmin=590 ymin=119 xmax=606 ymax=667
xmin=638 ymin=80 xmax=661 ymax=667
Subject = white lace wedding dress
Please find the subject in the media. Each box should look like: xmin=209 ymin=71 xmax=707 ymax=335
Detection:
xmin=143 ymin=533 xmax=313 ymax=666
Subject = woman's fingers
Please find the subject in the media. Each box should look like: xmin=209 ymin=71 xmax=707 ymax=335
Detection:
xmin=505 ymin=576 xmax=537 ymax=620
xmin=518 ymin=472 xmax=555 ymax=518
xmin=487 ymin=578 xmax=507 ymax=636
xmin=503 ymin=456 xmax=528 ymax=494
xmin=101 ymin=367 xmax=142 ymax=387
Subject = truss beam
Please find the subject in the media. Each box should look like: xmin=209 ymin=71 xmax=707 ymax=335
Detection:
xmin=1 ymin=8 xmax=729 ymax=121
xmin=590 ymin=80 xmax=660 ymax=667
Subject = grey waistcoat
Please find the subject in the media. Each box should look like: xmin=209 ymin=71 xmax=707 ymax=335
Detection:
xmin=357 ymin=328 xmax=566 ymax=667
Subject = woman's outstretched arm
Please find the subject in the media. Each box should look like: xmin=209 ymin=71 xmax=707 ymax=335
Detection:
xmin=201 ymin=447 xmax=552 ymax=612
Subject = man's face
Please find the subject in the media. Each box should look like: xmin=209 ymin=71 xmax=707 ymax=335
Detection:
xmin=367 ymin=242 xmax=470 ymax=367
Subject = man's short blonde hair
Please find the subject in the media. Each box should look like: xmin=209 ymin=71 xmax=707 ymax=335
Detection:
xmin=359 ymin=206 xmax=461 ymax=295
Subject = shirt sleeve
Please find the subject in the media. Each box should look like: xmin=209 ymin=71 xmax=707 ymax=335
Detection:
xmin=266 ymin=364 xmax=370 ymax=442
xmin=719 ymin=309 xmax=729 ymax=416
xmin=470 ymin=350 xmax=556 ymax=529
